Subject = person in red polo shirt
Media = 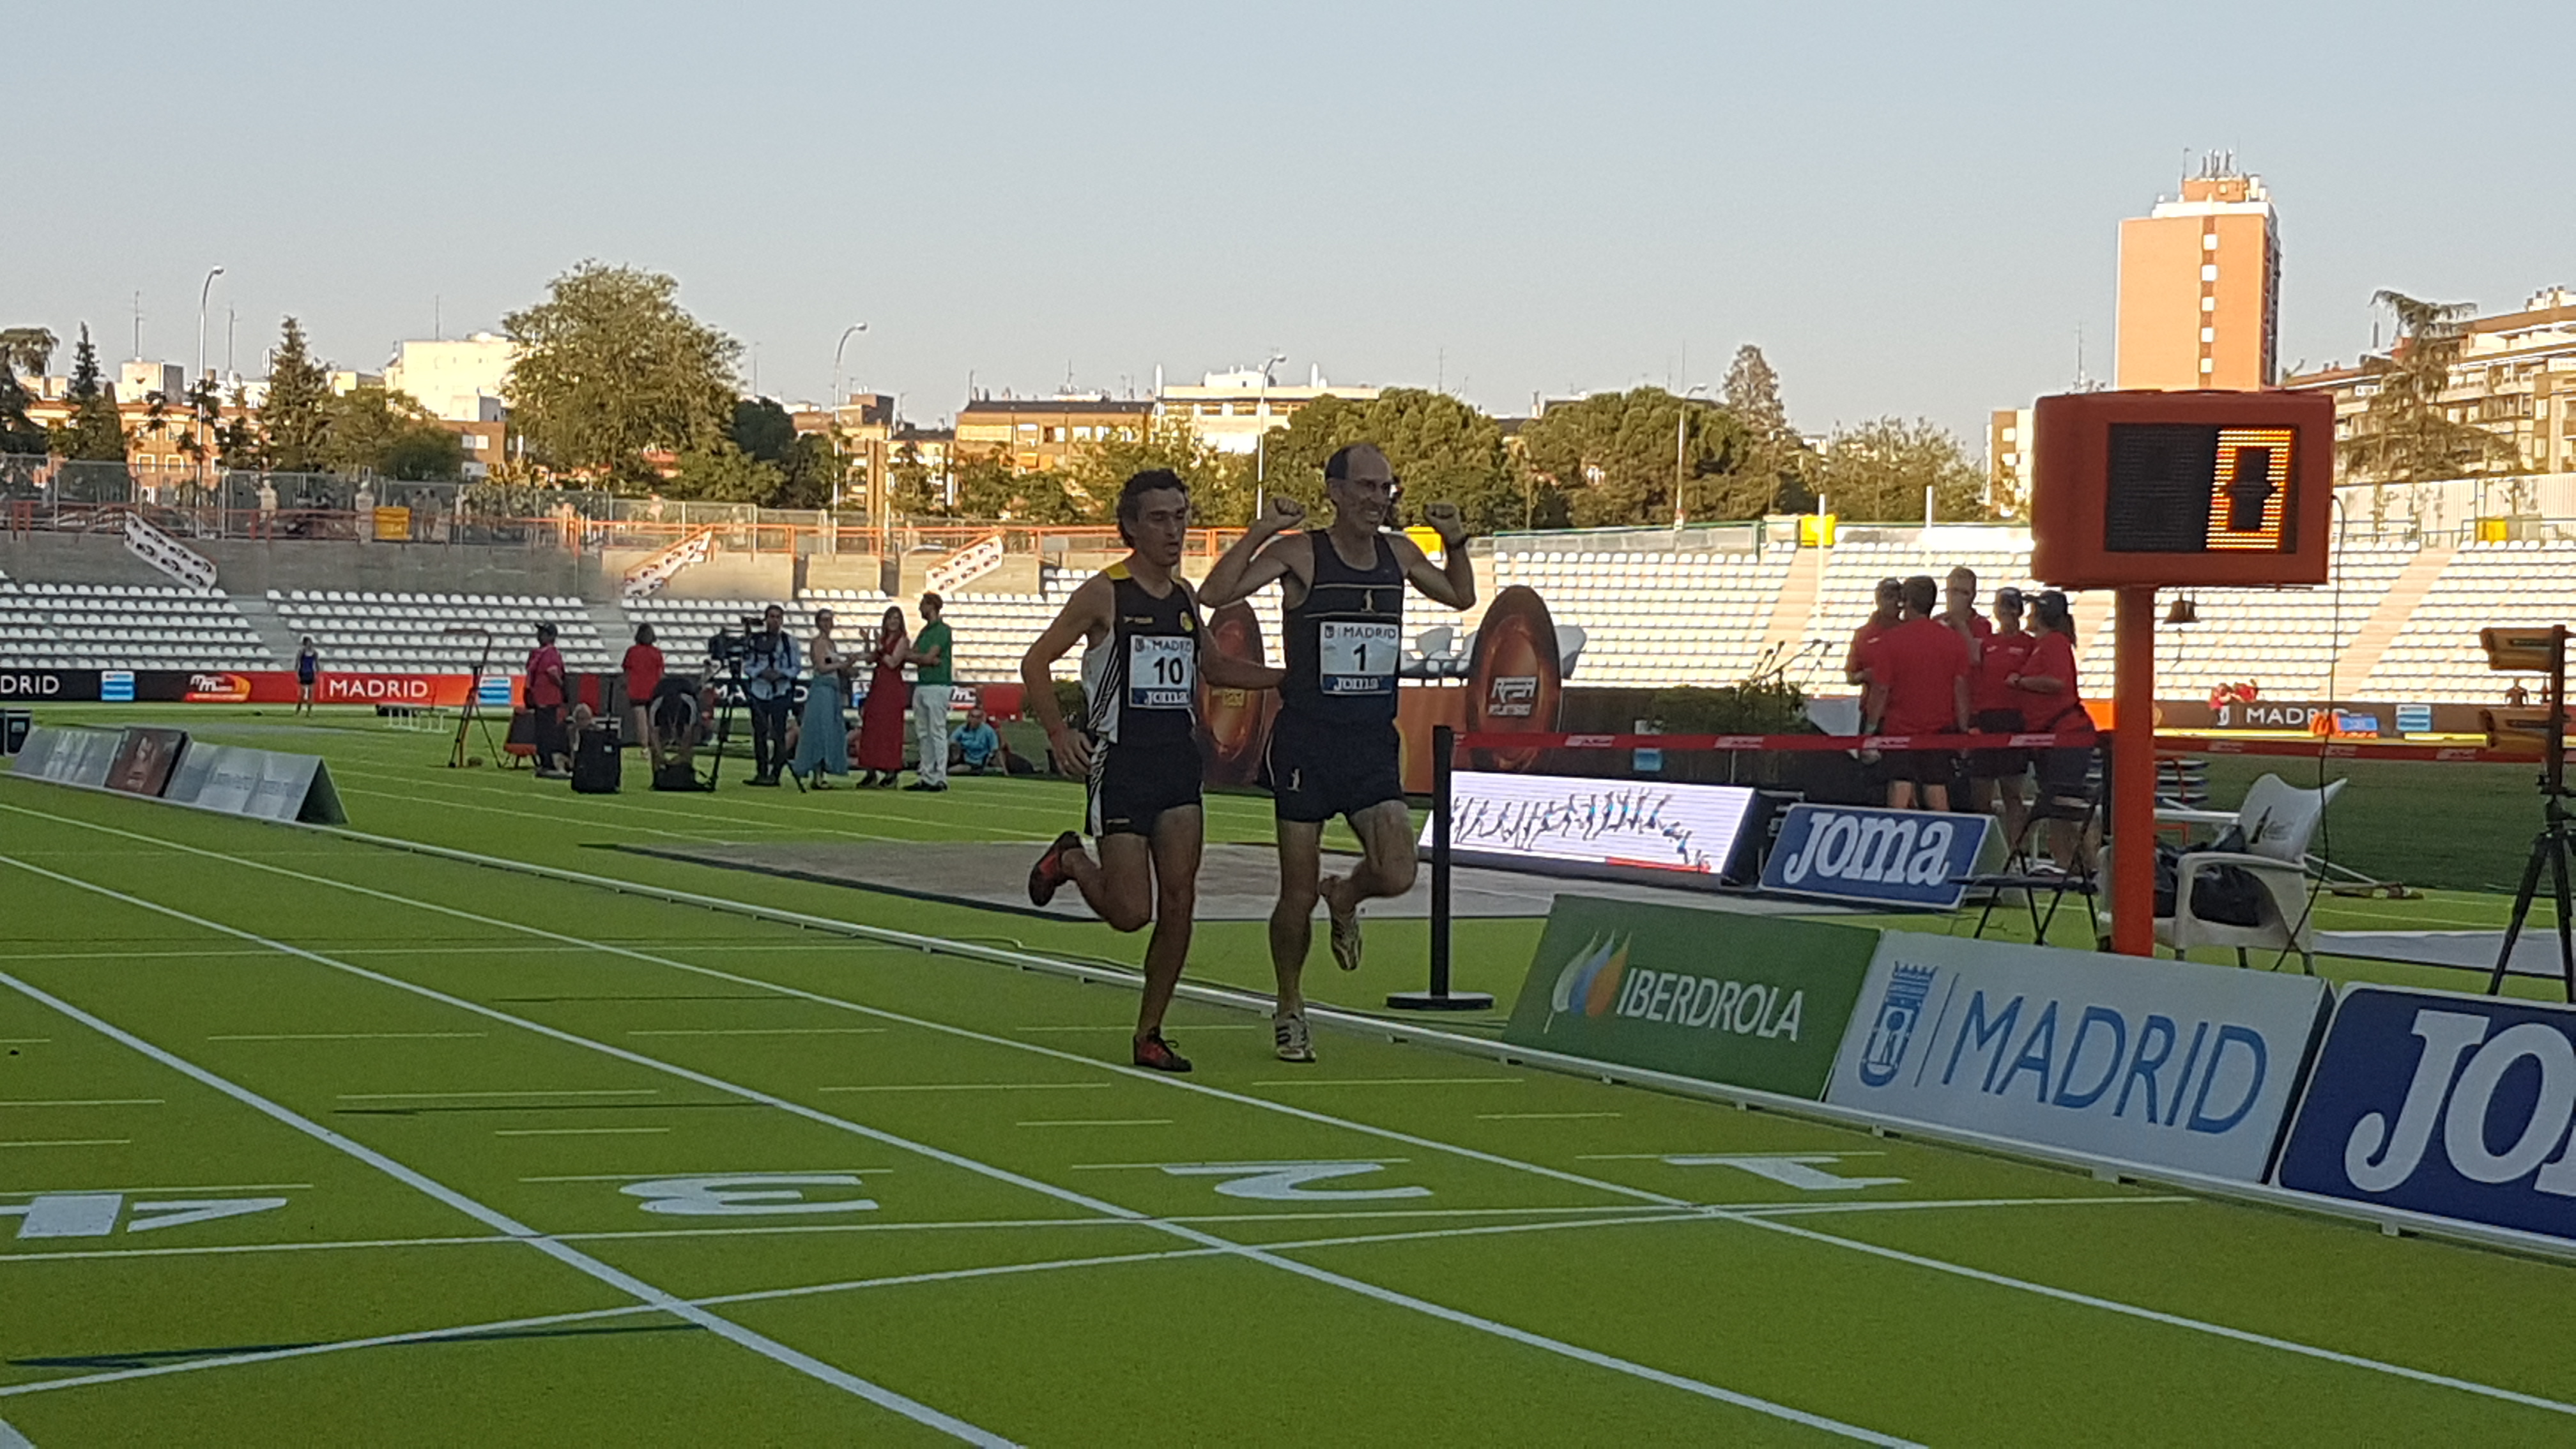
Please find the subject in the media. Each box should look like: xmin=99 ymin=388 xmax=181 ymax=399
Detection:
xmin=526 ymin=622 xmax=571 ymax=779
xmin=2011 ymin=590 xmax=2099 ymax=870
xmin=1860 ymin=574 xmax=1970 ymax=811
xmin=622 ymin=624 xmax=666 ymax=770
xmin=1964 ymin=581 xmax=2035 ymax=847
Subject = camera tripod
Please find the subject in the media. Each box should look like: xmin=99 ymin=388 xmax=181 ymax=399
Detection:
xmin=2487 ymin=625 xmax=2575 ymax=1002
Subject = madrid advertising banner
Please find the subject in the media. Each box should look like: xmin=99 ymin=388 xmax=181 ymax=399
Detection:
xmin=1502 ymin=895 xmax=1879 ymax=1100
xmin=2274 ymin=985 xmax=2576 ymax=1243
xmin=1825 ymin=931 xmax=2331 ymax=1182
xmin=1761 ymin=804 xmax=1998 ymax=910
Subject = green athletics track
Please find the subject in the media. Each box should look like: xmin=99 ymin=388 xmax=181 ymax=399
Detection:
xmin=1 ymin=711 xmax=2573 ymax=1443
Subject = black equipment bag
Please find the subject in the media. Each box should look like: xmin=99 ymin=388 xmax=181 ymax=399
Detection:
xmin=571 ymin=723 xmax=622 ymax=794
xmin=2151 ymin=825 xmax=2268 ymax=928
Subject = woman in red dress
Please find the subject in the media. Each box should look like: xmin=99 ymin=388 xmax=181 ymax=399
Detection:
xmin=852 ymin=606 xmax=912 ymax=788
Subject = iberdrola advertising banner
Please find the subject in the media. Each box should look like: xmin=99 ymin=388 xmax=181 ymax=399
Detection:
xmin=1502 ymin=894 xmax=1881 ymax=1100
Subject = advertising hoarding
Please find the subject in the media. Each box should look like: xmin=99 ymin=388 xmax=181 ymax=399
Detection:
xmin=162 ymin=742 xmax=347 ymax=824
xmin=1502 ymin=895 xmax=1880 ymax=1099
xmin=103 ymin=727 xmax=189 ymax=797
xmin=1760 ymin=804 xmax=1997 ymax=910
xmin=2274 ymin=985 xmax=2576 ymax=1242
xmin=1427 ymin=770 xmax=1761 ymax=883
xmin=1826 ymin=931 xmax=2330 ymax=1182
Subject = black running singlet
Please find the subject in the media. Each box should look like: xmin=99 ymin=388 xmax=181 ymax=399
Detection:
xmin=1281 ymin=530 xmax=1404 ymax=726
xmin=1080 ymin=564 xmax=1202 ymax=749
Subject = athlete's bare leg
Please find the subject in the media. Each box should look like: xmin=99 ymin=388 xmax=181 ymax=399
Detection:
xmin=1058 ymin=834 xmax=1153 ymax=933
xmin=1269 ymin=819 xmax=1325 ymax=1016
xmin=1317 ymin=798 xmax=1418 ymax=916
xmin=1137 ymin=806 xmax=1203 ymax=1043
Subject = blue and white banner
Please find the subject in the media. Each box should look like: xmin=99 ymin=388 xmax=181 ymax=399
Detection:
xmin=477 ymin=674 xmax=516 ymax=709
xmin=2274 ymin=985 xmax=2576 ymax=1242
xmin=1826 ymin=931 xmax=2330 ymax=1181
xmin=1761 ymin=805 xmax=1995 ymax=910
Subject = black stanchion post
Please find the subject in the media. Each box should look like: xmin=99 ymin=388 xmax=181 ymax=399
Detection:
xmin=1390 ymin=723 xmax=1494 ymax=1012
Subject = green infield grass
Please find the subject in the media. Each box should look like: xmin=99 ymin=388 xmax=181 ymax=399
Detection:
xmin=1 ymin=706 xmax=2570 ymax=1445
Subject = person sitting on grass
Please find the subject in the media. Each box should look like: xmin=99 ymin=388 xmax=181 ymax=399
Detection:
xmin=951 ymin=707 xmax=1005 ymax=775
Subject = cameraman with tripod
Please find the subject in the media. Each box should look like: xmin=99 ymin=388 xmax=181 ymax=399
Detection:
xmin=741 ymin=604 xmax=799 ymax=787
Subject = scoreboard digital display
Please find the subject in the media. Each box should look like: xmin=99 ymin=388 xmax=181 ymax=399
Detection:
xmin=2030 ymin=390 xmax=2334 ymax=588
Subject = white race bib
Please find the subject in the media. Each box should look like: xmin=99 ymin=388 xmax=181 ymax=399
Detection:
xmin=1127 ymin=634 xmax=1195 ymax=709
xmin=1319 ymin=621 xmax=1400 ymax=696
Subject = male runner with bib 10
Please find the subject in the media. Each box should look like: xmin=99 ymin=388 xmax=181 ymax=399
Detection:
xmin=1022 ymin=470 xmax=1285 ymax=1072
xmin=1199 ymin=443 xmax=1475 ymax=1063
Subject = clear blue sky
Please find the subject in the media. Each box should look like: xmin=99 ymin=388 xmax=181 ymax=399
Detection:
xmin=17 ymin=1 xmax=2569 ymax=444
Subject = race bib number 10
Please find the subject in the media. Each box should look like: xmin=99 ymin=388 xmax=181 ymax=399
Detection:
xmin=1319 ymin=622 xmax=1400 ymax=695
xmin=1128 ymin=634 xmax=1195 ymax=709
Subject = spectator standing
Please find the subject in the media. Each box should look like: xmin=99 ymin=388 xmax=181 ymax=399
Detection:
xmin=1843 ymin=577 xmax=1903 ymax=684
xmin=855 ymin=607 xmax=911 ymax=787
xmin=792 ymin=609 xmax=854 ymax=788
xmin=622 ymin=624 xmax=666 ymax=769
xmin=2011 ymin=590 xmax=2099 ymax=870
xmin=742 ymin=604 xmax=800 ymax=786
xmin=293 ymin=636 xmax=320 ymax=716
xmin=1967 ymin=586 xmax=2037 ymax=847
xmin=951 ymin=707 xmax=1004 ymax=774
xmin=1860 ymin=574 xmax=1970 ymax=811
xmin=526 ymin=622 xmax=571 ymax=779
xmin=906 ymin=592 xmax=954 ymax=792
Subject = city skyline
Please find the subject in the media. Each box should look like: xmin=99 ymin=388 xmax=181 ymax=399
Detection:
xmin=13 ymin=1 xmax=2571 ymax=441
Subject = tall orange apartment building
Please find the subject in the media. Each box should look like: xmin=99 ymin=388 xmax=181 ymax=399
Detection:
xmin=2115 ymin=161 xmax=2279 ymax=392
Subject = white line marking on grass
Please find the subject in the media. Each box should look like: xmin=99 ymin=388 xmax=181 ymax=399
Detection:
xmin=0 ymin=847 xmax=1914 ymax=1446
xmin=1013 ymin=1024 xmax=1264 ymax=1032
xmin=0 ymin=1414 xmax=34 ymax=1448
xmin=0 ymin=1138 xmax=131 ymax=1149
xmin=522 ymin=1169 xmax=896 ymax=1182
xmin=493 ymin=1126 xmax=671 ymax=1137
xmin=2 ymin=1234 xmax=518 ymax=1264
xmin=209 ymin=1031 xmax=487 ymax=1041
xmin=1731 ymin=1196 xmax=2194 ymax=1218
xmin=818 ymin=1082 xmax=1111 ymax=1093
xmin=627 ymin=1027 xmax=888 ymax=1037
xmin=341 ymin=1089 xmax=658 ymax=1101
xmin=1015 ymin=1119 xmax=1172 ymax=1129
xmin=0 ymin=1099 xmax=163 ymax=1108
xmin=1478 ymin=1112 xmax=1621 ymax=1121
xmin=0 ymin=969 xmax=1010 ymax=1446
xmin=0 ymin=1039 xmax=53 ymax=1045
xmin=0 ymin=1183 xmax=312 ymax=1197
xmin=1251 ymin=1077 xmax=1524 ymax=1088
xmin=1070 ymin=1158 xmax=1408 ymax=1171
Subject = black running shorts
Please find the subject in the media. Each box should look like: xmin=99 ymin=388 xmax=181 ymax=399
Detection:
xmin=1267 ymin=709 xmax=1404 ymax=825
xmin=1087 ymin=740 xmax=1202 ymax=838
xmin=1966 ymin=708 xmax=2028 ymax=780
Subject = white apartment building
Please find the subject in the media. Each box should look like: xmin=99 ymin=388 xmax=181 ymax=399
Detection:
xmin=383 ymin=332 xmax=518 ymax=423
xmin=1155 ymin=365 xmax=1377 ymax=454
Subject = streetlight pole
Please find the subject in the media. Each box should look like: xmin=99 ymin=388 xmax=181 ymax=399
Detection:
xmin=195 ymin=266 xmax=225 ymax=491
xmin=1673 ymin=383 xmax=1708 ymax=528
xmin=831 ymin=322 xmax=868 ymax=512
xmin=1256 ymin=351 xmax=1285 ymax=518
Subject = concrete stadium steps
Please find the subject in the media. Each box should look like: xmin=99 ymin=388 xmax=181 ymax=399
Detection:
xmin=273 ymin=590 xmax=612 ymax=674
xmin=2362 ymin=541 xmax=2576 ymax=703
xmin=0 ymin=578 xmax=277 ymax=671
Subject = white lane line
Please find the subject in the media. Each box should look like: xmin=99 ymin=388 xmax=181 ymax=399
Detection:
xmin=1251 ymin=1077 xmax=1524 ymax=1087
xmin=817 ymin=1083 xmax=1111 ymax=1093
xmin=70 ymin=804 xmax=2576 ymax=1429
xmin=340 ymin=1089 xmax=659 ymax=1101
xmin=1731 ymin=1197 xmax=2193 ymax=1218
xmin=521 ymin=1169 xmax=897 ymax=1183
xmin=493 ymin=1126 xmax=670 ymax=1137
xmin=0 ymin=1414 xmax=34 ymax=1448
xmin=0 ymin=1183 xmax=314 ymax=1197
xmin=1013 ymin=1024 xmax=1265 ymax=1033
xmin=1071 ymin=1158 xmax=1408 ymax=1171
xmin=0 ymin=1039 xmax=52 ymax=1045
xmin=210 ymin=1032 xmax=487 ymax=1042
xmin=0 ymin=1138 xmax=131 ymax=1149
xmin=0 ymin=964 xmax=1011 ymax=1446
xmin=1013 ymin=1119 xmax=1172 ymax=1129
xmin=0 ymin=852 xmax=1912 ymax=1447
xmin=0 ymin=1099 xmax=164 ymax=1108
xmin=1478 ymin=1112 xmax=1621 ymax=1121
xmin=627 ymin=1027 xmax=887 ymax=1037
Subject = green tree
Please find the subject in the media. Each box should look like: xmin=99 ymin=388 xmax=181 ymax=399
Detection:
xmin=1517 ymin=388 xmax=1757 ymax=528
xmin=2341 ymin=291 xmax=2519 ymax=486
xmin=1722 ymin=344 xmax=1816 ymax=512
xmin=1247 ymin=388 xmax=1520 ymax=530
xmin=503 ymin=261 xmax=742 ymax=490
xmin=954 ymin=452 xmax=1079 ymax=522
xmin=215 ymin=382 xmax=263 ymax=469
xmin=321 ymin=387 xmax=466 ymax=479
xmin=667 ymin=440 xmax=786 ymax=503
xmin=260 ymin=317 xmax=332 ymax=473
xmin=774 ymin=433 xmax=843 ymax=510
xmin=0 ymin=326 xmax=52 ymax=455
xmin=1813 ymin=416 xmax=1985 ymax=521
xmin=885 ymin=439 xmax=947 ymax=518
xmin=1068 ymin=411 xmax=1241 ymax=525
xmin=730 ymin=396 xmax=797 ymax=463
xmin=50 ymin=326 xmax=128 ymax=463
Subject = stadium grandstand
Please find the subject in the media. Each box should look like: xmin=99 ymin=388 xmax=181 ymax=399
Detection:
xmin=0 ymin=513 xmax=2565 ymax=710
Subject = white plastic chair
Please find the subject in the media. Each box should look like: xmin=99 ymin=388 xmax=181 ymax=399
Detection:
xmin=2106 ymin=772 xmax=2343 ymax=970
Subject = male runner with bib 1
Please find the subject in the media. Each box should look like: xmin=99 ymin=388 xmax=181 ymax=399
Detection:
xmin=1199 ymin=443 xmax=1475 ymax=1063
xmin=1022 ymin=470 xmax=1284 ymax=1072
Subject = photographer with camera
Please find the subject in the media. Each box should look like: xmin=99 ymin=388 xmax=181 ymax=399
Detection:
xmin=740 ymin=604 xmax=799 ymax=787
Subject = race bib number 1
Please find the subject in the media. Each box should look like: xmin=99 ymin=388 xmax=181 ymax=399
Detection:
xmin=1128 ymin=634 xmax=1195 ymax=709
xmin=1319 ymin=622 xmax=1400 ymax=696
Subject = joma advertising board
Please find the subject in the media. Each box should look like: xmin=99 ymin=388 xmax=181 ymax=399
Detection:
xmin=1502 ymin=895 xmax=1879 ymax=1100
xmin=1826 ymin=931 xmax=2331 ymax=1181
xmin=1760 ymin=804 xmax=1998 ymax=910
xmin=2274 ymin=985 xmax=2576 ymax=1243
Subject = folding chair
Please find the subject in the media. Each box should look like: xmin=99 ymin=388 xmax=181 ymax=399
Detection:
xmin=1968 ymin=780 xmax=2103 ymax=946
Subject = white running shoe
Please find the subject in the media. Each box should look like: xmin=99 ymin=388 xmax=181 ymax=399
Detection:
xmin=1273 ymin=1011 xmax=1315 ymax=1063
xmin=1324 ymin=878 xmax=1363 ymax=972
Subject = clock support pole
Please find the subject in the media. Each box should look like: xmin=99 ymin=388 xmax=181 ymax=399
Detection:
xmin=2110 ymin=585 xmax=2159 ymax=956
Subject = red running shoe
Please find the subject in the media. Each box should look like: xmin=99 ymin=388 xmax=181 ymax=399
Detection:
xmin=1028 ymin=830 xmax=1082 ymax=906
xmin=1132 ymin=1032 xmax=1192 ymax=1073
